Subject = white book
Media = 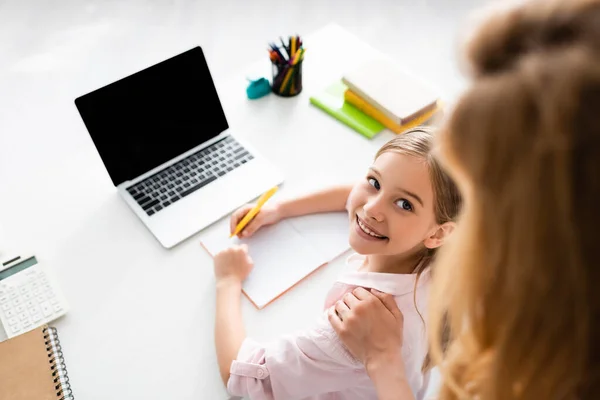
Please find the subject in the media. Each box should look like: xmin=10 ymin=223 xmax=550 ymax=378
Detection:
xmin=341 ymin=57 xmax=439 ymax=125
xmin=200 ymin=212 xmax=350 ymax=309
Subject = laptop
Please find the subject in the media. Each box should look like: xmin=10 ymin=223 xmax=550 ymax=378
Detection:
xmin=74 ymin=46 xmax=284 ymax=248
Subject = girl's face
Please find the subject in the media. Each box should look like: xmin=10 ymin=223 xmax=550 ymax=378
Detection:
xmin=347 ymin=151 xmax=439 ymax=256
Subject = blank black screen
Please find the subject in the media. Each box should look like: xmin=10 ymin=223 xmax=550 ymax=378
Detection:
xmin=74 ymin=47 xmax=229 ymax=186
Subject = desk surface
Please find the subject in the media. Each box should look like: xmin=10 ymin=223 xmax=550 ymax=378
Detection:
xmin=0 ymin=22 xmax=442 ymax=399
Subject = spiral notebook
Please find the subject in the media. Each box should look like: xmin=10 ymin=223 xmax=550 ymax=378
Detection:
xmin=0 ymin=325 xmax=74 ymax=400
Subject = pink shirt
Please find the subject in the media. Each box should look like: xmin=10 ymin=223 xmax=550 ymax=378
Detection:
xmin=228 ymin=254 xmax=432 ymax=400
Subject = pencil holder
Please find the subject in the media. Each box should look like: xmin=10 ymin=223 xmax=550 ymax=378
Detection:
xmin=271 ymin=59 xmax=303 ymax=97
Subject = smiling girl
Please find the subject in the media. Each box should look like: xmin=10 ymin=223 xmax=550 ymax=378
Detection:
xmin=212 ymin=127 xmax=461 ymax=399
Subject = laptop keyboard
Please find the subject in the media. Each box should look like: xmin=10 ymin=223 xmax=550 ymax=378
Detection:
xmin=126 ymin=136 xmax=254 ymax=216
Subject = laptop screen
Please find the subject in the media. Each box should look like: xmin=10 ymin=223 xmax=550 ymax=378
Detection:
xmin=74 ymin=47 xmax=229 ymax=186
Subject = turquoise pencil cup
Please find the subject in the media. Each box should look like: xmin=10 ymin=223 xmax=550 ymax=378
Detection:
xmin=271 ymin=59 xmax=303 ymax=97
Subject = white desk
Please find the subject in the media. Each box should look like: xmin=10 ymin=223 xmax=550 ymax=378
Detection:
xmin=0 ymin=23 xmax=436 ymax=399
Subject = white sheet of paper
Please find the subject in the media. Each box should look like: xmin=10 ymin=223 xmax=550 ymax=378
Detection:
xmin=286 ymin=212 xmax=351 ymax=262
xmin=200 ymin=212 xmax=350 ymax=308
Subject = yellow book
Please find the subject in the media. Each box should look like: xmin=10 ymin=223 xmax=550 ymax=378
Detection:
xmin=344 ymin=89 xmax=441 ymax=134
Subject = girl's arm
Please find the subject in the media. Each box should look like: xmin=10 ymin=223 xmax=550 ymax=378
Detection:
xmin=217 ymin=185 xmax=353 ymax=382
xmin=277 ymin=184 xmax=353 ymax=218
xmin=215 ymin=279 xmax=245 ymax=384
xmin=230 ymin=184 xmax=353 ymax=237
xmin=213 ymin=245 xmax=253 ymax=385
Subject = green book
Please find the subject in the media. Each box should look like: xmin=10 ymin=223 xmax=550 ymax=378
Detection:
xmin=309 ymin=81 xmax=385 ymax=139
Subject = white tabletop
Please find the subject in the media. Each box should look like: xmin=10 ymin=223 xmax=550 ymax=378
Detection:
xmin=0 ymin=23 xmax=440 ymax=399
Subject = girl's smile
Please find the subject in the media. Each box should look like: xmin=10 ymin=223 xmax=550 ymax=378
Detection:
xmin=355 ymin=214 xmax=388 ymax=241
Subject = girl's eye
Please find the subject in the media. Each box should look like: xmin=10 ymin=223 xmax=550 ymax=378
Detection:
xmin=396 ymin=199 xmax=413 ymax=212
xmin=368 ymin=177 xmax=380 ymax=190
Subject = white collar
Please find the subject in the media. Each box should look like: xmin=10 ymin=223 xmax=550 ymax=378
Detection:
xmin=336 ymin=253 xmax=431 ymax=296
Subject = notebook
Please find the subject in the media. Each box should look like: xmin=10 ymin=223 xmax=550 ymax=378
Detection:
xmin=200 ymin=212 xmax=350 ymax=309
xmin=0 ymin=325 xmax=74 ymax=400
xmin=309 ymin=81 xmax=385 ymax=139
xmin=344 ymin=89 xmax=443 ymax=134
xmin=341 ymin=57 xmax=439 ymax=125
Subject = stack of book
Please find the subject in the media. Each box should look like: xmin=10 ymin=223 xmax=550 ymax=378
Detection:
xmin=310 ymin=57 xmax=442 ymax=139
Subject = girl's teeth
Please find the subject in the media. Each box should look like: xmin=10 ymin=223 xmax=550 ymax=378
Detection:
xmin=358 ymin=219 xmax=384 ymax=238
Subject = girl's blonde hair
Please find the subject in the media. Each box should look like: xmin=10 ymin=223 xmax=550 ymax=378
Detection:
xmin=430 ymin=0 xmax=600 ymax=398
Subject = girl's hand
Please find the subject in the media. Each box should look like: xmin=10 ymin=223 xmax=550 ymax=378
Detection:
xmin=213 ymin=244 xmax=254 ymax=285
xmin=229 ymin=203 xmax=282 ymax=238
